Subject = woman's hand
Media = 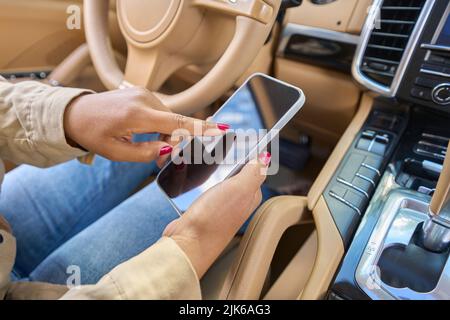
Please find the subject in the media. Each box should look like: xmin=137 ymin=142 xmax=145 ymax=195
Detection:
xmin=163 ymin=152 xmax=272 ymax=278
xmin=63 ymin=87 xmax=228 ymax=163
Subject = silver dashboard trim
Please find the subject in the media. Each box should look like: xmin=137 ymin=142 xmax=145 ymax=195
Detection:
xmin=329 ymin=190 xmax=362 ymax=216
xmin=352 ymin=0 xmax=436 ymax=97
xmin=421 ymin=43 xmax=450 ymax=52
xmin=355 ymin=167 xmax=450 ymax=300
xmin=276 ymin=23 xmax=360 ymax=57
xmin=430 ymin=2 xmax=450 ymax=45
xmin=337 ymin=177 xmax=370 ymax=199
xmin=421 ymin=68 xmax=450 ymax=78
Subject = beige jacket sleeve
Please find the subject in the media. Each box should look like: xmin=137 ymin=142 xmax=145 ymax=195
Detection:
xmin=60 ymin=237 xmax=202 ymax=300
xmin=0 ymin=76 xmax=90 ymax=167
xmin=0 ymin=77 xmax=202 ymax=300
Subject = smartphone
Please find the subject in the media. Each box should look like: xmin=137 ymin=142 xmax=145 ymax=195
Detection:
xmin=156 ymin=73 xmax=305 ymax=214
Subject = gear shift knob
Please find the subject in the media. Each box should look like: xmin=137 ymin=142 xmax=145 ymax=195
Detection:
xmin=421 ymin=141 xmax=450 ymax=252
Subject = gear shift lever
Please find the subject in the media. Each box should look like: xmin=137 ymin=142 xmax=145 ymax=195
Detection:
xmin=421 ymin=142 xmax=450 ymax=253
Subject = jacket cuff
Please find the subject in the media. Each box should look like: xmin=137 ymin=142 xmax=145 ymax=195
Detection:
xmin=14 ymin=82 xmax=94 ymax=166
xmin=108 ymin=237 xmax=202 ymax=300
xmin=31 ymin=86 xmax=93 ymax=161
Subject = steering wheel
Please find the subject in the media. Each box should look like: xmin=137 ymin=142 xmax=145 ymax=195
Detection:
xmin=83 ymin=0 xmax=281 ymax=114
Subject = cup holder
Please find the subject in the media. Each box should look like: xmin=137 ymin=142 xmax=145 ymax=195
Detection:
xmin=377 ymin=225 xmax=449 ymax=293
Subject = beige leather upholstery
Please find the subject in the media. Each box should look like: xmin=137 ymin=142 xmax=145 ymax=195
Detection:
xmin=84 ymin=0 xmax=124 ymax=90
xmin=47 ymin=44 xmax=91 ymax=86
xmin=299 ymin=196 xmax=344 ymax=300
xmin=47 ymin=43 xmax=126 ymax=89
xmin=284 ymin=0 xmax=371 ymax=34
xmin=275 ymin=59 xmax=361 ymax=144
xmin=0 ymin=0 xmax=125 ymax=73
xmin=201 ymin=238 xmax=241 ymax=300
xmin=0 ymin=0 xmax=83 ymax=71
xmin=217 ymin=196 xmax=313 ymax=300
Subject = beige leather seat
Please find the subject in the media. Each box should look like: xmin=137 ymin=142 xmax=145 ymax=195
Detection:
xmin=201 ymin=196 xmax=316 ymax=300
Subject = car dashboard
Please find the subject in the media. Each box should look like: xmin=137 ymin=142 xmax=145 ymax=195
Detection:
xmin=354 ymin=0 xmax=450 ymax=112
xmin=280 ymin=0 xmax=450 ymax=300
xmin=325 ymin=0 xmax=450 ymax=300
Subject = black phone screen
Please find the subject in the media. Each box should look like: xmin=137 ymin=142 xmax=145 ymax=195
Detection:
xmin=157 ymin=75 xmax=301 ymax=213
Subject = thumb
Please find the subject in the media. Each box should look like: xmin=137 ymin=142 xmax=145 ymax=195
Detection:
xmin=230 ymin=152 xmax=271 ymax=191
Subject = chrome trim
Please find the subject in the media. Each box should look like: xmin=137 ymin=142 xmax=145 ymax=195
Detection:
xmin=423 ymin=160 xmax=444 ymax=175
xmin=419 ymin=140 xmax=448 ymax=151
xmin=329 ymin=191 xmax=362 ymax=216
xmin=421 ymin=218 xmax=450 ymax=253
xmin=416 ymin=148 xmax=446 ymax=160
xmin=421 ymin=43 xmax=450 ymax=52
xmin=277 ymin=23 xmax=360 ymax=57
xmin=355 ymin=167 xmax=450 ymax=300
xmin=422 ymin=133 xmax=450 ymax=142
xmin=356 ymin=173 xmax=376 ymax=187
xmin=432 ymin=83 xmax=450 ymax=105
xmin=337 ymin=177 xmax=370 ymax=199
xmin=362 ymin=163 xmax=382 ymax=177
xmin=430 ymin=2 xmax=450 ymax=46
xmin=352 ymin=0 xmax=436 ymax=97
xmin=421 ymin=68 xmax=450 ymax=78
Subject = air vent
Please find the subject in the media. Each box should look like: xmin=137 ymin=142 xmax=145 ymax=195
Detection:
xmin=360 ymin=0 xmax=427 ymax=87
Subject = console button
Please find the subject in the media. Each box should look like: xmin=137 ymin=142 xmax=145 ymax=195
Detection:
xmin=357 ymin=130 xmax=376 ymax=152
xmin=427 ymin=54 xmax=448 ymax=65
xmin=415 ymin=77 xmax=439 ymax=89
xmin=363 ymin=133 xmax=390 ymax=156
xmin=364 ymin=155 xmax=383 ymax=172
xmin=358 ymin=166 xmax=379 ymax=183
xmin=432 ymin=84 xmax=450 ymax=106
xmin=330 ymin=185 xmax=347 ymax=198
xmin=339 ymin=154 xmax=365 ymax=181
xmin=328 ymin=190 xmax=362 ymax=216
xmin=336 ymin=177 xmax=369 ymax=199
xmin=361 ymin=130 xmax=376 ymax=139
xmin=411 ymin=87 xmax=432 ymax=101
xmin=370 ymin=142 xmax=387 ymax=156
xmin=357 ymin=137 xmax=371 ymax=151
xmin=344 ymin=190 xmax=368 ymax=212
xmin=421 ymin=63 xmax=446 ymax=73
xmin=353 ymin=176 xmax=374 ymax=195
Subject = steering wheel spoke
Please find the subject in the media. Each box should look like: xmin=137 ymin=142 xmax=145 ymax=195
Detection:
xmin=123 ymin=46 xmax=186 ymax=91
xmin=192 ymin=0 xmax=274 ymax=24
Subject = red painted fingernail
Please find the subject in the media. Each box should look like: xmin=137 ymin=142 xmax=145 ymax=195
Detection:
xmin=159 ymin=146 xmax=173 ymax=156
xmin=175 ymin=163 xmax=186 ymax=171
xmin=259 ymin=152 xmax=271 ymax=166
xmin=217 ymin=123 xmax=231 ymax=131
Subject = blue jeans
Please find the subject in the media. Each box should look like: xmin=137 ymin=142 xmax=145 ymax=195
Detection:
xmin=1 ymin=157 xmax=276 ymax=286
xmin=0 ymin=156 xmax=179 ymax=285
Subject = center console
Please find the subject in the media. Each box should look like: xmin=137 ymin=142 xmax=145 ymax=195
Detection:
xmin=326 ymin=0 xmax=450 ymax=300
xmin=328 ymin=105 xmax=450 ymax=300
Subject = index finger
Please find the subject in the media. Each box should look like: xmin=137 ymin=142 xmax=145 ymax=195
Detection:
xmin=148 ymin=110 xmax=230 ymax=136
